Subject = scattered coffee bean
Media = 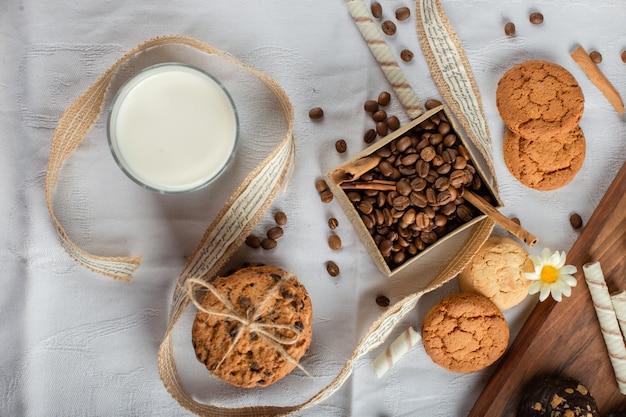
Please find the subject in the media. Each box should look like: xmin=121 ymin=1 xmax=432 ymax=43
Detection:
xmin=424 ymin=98 xmax=442 ymax=110
xmin=364 ymin=100 xmax=379 ymax=112
xmin=328 ymin=234 xmax=342 ymax=250
xmin=326 ymin=261 xmax=340 ymax=277
xmin=335 ymin=139 xmax=348 ymax=153
xmin=504 ymin=21 xmax=516 ymax=37
xmin=381 ymin=20 xmax=397 ymax=36
xmin=395 ymin=6 xmax=410 ymax=21
xmin=386 ymin=115 xmax=400 ymax=131
xmin=510 ymin=217 xmax=521 ymax=225
xmin=364 ymin=128 xmax=377 ymax=143
xmin=570 ymin=213 xmax=583 ymax=230
xmin=589 ymin=50 xmax=602 ymax=64
xmin=261 ymin=238 xmax=277 ymax=250
xmin=315 ymin=179 xmax=328 ymax=193
xmin=308 ymin=107 xmax=324 ymax=120
xmin=376 ymin=121 xmax=388 ymax=136
xmin=529 ymin=12 xmax=544 ymax=25
xmin=378 ymin=91 xmax=391 ymax=106
xmin=274 ymin=211 xmax=287 ymax=226
xmin=372 ymin=109 xmax=387 ymax=122
xmin=400 ymin=49 xmax=414 ymax=62
xmin=245 ymin=235 xmax=261 ymax=249
xmin=267 ymin=226 xmax=284 ymax=240
xmin=371 ymin=1 xmax=383 ymax=18
xmin=328 ymin=217 xmax=339 ymax=230
xmin=320 ymin=190 xmax=334 ymax=204
xmin=621 ymin=50 xmax=626 ymax=63
xmin=376 ymin=295 xmax=390 ymax=307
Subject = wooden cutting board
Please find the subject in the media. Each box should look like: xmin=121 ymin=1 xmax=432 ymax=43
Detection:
xmin=469 ymin=159 xmax=626 ymax=417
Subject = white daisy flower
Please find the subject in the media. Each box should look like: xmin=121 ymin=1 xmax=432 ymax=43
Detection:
xmin=525 ymin=248 xmax=578 ymax=302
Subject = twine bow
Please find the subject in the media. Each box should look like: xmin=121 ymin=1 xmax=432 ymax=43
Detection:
xmin=185 ymin=276 xmax=312 ymax=377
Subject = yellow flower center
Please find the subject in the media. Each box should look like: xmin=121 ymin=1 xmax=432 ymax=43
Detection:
xmin=540 ymin=265 xmax=559 ymax=284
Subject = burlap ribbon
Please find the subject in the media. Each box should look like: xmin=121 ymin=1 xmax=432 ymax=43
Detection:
xmin=47 ymin=0 xmax=498 ymax=413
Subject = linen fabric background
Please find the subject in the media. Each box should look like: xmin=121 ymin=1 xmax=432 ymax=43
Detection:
xmin=2 ymin=1 xmax=626 ymax=416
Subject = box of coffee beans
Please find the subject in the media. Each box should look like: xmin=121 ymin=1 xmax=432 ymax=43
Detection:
xmin=325 ymin=105 xmax=501 ymax=276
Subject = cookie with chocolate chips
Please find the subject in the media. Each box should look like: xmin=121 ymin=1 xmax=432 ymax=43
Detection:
xmin=191 ymin=264 xmax=312 ymax=388
xmin=518 ymin=376 xmax=599 ymax=417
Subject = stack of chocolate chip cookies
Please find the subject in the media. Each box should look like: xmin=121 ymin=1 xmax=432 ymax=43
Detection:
xmin=496 ymin=60 xmax=586 ymax=191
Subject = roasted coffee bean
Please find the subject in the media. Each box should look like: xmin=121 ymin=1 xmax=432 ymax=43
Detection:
xmin=510 ymin=217 xmax=521 ymax=225
xmin=504 ymin=21 xmax=516 ymax=37
xmin=436 ymin=190 xmax=454 ymax=206
xmin=437 ymin=122 xmax=451 ymax=136
xmin=570 ymin=213 xmax=583 ymax=229
xmin=347 ymin=191 xmax=361 ymax=203
xmin=441 ymin=202 xmax=457 ymax=216
xmin=379 ymin=239 xmax=393 ymax=257
xmin=395 ymin=6 xmax=410 ymax=21
xmin=401 ymin=153 xmax=419 ymax=166
xmin=245 ymin=235 xmax=261 ymax=249
xmin=364 ymin=128 xmax=377 ymax=143
xmin=261 ymin=238 xmax=277 ymax=250
xmin=267 ymin=226 xmax=284 ymax=240
xmin=415 ymin=212 xmax=431 ymax=229
xmin=434 ymin=214 xmax=448 ymax=227
xmin=376 ymin=295 xmax=391 ymax=307
xmin=589 ymin=50 xmax=602 ymax=64
xmin=386 ymin=115 xmax=400 ymax=131
xmin=361 ymin=213 xmax=375 ymax=229
xmin=328 ymin=217 xmax=339 ymax=230
xmin=308 ymin=107 xmax=324 ymax=119
xmin=425 ymin=187 xmax=437 ymax=205
xmin=358 ymin=200 xmax=374 ymax=215
xmin=622 ymin=50 xmax=626 ymax=63
xmin=396 ymin=135 xmax=412 ymax=152
xmin=379 ymin=160 xmax=395 ymax=177
xmin=381 ymin=20 xmax=397 ymax=36
xmin=409 ymin=191 xmax=428 ymax=208
xmin=453 ymin=156 xmax=467 ymax=170
xmin=424 ymin=99 xmax=442 ymax=110
xmin=434 ymin=177 xmax=450 ymax=191
xmin=378 ymin=91 xmax=391 ymax=106
xmin=420 ymin=146 xmax=436 ymax=162
xmin=328 ymin=234 xmax=342 ymax=250
xmin=425 ymin=170 xmax=439 ymax=184
xmin=371 ymin=1 xmax=383 ymax=18
xmin=410 ymin=177 xmax=427 ymax=192
xmin=320 ymin=190 xmax=334 ymax=203
xmin=315 ymin=179 xmax=328 ymax=193
xmin=436 ymin=163 xmax=451 ymax=175
xmin=393 ymin=196 xmax=411 ymax=211
xmin=457 ymin=144 xmax=470 ymax=160
xmin=326 ymin=261 xmax=340 ymax=277
xmin=376 ymin=121 xmax=389 ymax=136
xmin=400 ymin=49 xmax=414 ymax=62
xmin=442 ymin=148 xmax=457 ymax=164
xmin=420 ymin=119 xmax=436 ymax=131
xmin=449 ymin=169 xmax=466 ymax=188
xmin=443 ymin=133 xmax=457 ymax=147
xmin=372 ymin=109 xmax=387 ymax=122
xmin=457 ymin=204 xmax=473 ymax=222
xmin=429 ymin=133 xmax=443 ymax=146
xmin=420 ymin=231 xmax=438 ymax=244
xmin=396 ymin=178 xmax=412 ymax=196
xmin=529 ymin=11 xmax=543 ymax=25
xmin=364 ymin=100 xmax=379 ymax=112
xmin=375 ymin=147 xmax=392 ymax=158
xmin=401 ymin=208 xmax=417 ymax=226
xmin=335 ymin=139 xmax=347 ymax=153
xmin=274 ymin=211 xmax=287 ymax=226
xmin=392 ymin=251 xmax=406 ymax=265
xmin=416 ymin=159 xmax=430 ymax=178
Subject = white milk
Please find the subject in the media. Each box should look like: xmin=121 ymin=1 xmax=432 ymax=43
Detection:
xmin=108 ymin=64 xmax=238 ymax=193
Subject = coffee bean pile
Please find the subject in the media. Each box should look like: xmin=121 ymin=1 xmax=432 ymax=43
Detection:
xmin=245 ymin=211 xmax=288 ymax=250
xmin=345 ymin=110 xmax=495 ymax=269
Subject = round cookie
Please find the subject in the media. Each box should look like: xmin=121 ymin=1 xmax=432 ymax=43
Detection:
xmin=518 ymin=376 xmax=599 ymax=417
xmin=458 ymin=235 xmax=534 ymax=311
xmin=191 ymin=265 xmax=312 ymax=388
xmin=503 ymin=126 xmax=586 ymax=191
xmin=421 ymin=292 xmax=509 ymax=373
xmin=496 ymin=60 xmax=584 ymax=140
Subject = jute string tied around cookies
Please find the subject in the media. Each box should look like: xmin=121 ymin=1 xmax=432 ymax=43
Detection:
xmin=185 ymin=276 xmax=312 ymax=378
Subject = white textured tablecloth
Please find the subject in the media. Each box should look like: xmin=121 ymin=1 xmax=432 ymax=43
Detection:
xmin=2 ymin=1 xmax=626 ymax=416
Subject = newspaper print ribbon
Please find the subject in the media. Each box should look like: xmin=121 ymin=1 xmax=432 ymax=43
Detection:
xmin=416 ymin=0 xmax=497 ymax=182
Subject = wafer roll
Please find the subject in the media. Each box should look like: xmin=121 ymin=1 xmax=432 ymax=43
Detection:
xmin=347 ymin=0 xmax=424 ymax=119
xmin=372 ymin=326 xmax=421 ymax=377
xmin=583 ymin=262 xmax=626 ymax=394
xmin=611 ymin=291 xmax=626 ymax=340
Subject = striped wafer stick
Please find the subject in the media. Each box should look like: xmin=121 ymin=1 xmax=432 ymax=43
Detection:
xmin=610 ymin=291 xmax=626 ymax=339
xmin=583 ymin=261 xmax=626 ymax=394
xmin=347 ymin=0 xmax=424 ymax=120
xmin=372 ymin=326 xmax=421 ymax=377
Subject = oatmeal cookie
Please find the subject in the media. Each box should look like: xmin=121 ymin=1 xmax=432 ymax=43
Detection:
xmin=496 ymin=60 xmax=584 ymax=140
xmin=422 ymin=292 xmax=509 ymax=373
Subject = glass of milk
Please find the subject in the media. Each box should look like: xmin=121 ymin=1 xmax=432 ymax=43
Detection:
xmin=107 ymin=63 xmax=239 ymax=194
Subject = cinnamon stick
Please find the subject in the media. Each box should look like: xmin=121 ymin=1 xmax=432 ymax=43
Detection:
xmin=463 ymin=190 xmax=538 ymax=246
xmin=340 ymin=181 xmax=396 ymax=191
xmin=571 ymin=45 xmax=624 ymax=115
